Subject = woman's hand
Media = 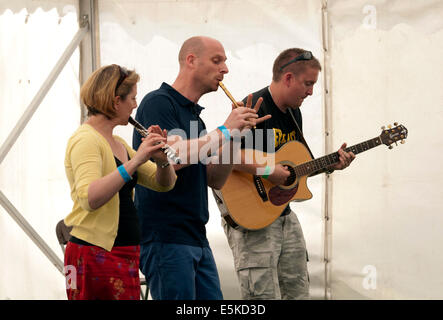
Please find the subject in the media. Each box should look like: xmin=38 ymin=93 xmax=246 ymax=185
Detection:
xmin=133 ymin=125 xmax=167 ymax=166
xmin=147 ymin=125 xmax=170 ymax=165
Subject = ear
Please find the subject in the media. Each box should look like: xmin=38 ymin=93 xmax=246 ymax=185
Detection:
xmin=283 ymin=72 xmax=294 ymax=87
xmin=185 ymin=53 xmax=196 ymax=68
xmin=114 ymin=95 xmax=122 ymax=109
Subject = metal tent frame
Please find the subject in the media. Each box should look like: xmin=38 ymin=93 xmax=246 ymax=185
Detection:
xmin=0 ymin=0 xmax=100 ymax=275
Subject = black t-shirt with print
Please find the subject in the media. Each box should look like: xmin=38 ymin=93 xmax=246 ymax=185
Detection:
xmin=241 ymin=86 xmax=303 ymax=153
xmin=240 ymin=87 xmax=305 ymax=217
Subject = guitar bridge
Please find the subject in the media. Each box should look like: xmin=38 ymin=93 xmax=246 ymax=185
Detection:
xmin=253 ymin=175 xmax=268 ymax=202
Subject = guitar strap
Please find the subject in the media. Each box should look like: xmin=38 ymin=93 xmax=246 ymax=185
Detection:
xmin=287 ymin=108 xmax=315 ymax=159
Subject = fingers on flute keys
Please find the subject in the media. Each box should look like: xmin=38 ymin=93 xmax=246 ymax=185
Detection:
xmin=253 ymin=97 xmax=263 ymax=112
xmin=233 ymin=99 xmax=270 ymax=129
xmin=232 ymin=101 xmax=243 ymax=110
xmin=256 ymin=114 xmax=272 ymax=125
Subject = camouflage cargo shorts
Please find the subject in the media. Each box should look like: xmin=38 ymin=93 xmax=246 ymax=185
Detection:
xmin=214 ymin=189 xmax=310 ymax=300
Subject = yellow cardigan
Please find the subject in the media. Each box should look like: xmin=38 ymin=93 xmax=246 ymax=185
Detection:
xmin=64 ymin=124 xmax=176 ymax=251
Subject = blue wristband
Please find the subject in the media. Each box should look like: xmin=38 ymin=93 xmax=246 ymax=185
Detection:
xmin=262 ymin=165 xmax=272 ymax=179
xmin=217 ymin=125 xmax=231 ymax=141
xmin=117 ymin=165 xmax=132 ymax=182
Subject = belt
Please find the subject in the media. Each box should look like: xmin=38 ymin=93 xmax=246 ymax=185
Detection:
xmin=281 ymin=205 xmax=291 ymax=216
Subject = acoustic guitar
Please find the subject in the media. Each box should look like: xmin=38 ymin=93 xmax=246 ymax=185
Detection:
xmin=217 ymin=123 xmax=408 ymax=230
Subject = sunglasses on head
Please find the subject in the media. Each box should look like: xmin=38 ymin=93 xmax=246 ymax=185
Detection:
xmin=115 ymin=65 xmax=128 ymax=95
xmin=279 ymin=51 xmax=313 ymax=71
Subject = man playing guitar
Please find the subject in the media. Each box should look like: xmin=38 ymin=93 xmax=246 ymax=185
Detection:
xmin=213 ymin=48 xmax=355 ymax=300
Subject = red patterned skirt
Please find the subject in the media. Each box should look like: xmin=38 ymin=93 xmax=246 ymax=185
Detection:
xmin=64 ymin=242 xmax=140 ymax=300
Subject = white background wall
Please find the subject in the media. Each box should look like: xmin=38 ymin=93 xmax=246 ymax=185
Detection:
xmin=0 ymin=1 xmax=79 ymax=299
xmin=328 ymin=0 xmax=443 ymax=299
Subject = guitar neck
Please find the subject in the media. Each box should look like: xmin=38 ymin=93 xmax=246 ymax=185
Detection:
xmin=295 ymin=136 xmax=383 ymax=177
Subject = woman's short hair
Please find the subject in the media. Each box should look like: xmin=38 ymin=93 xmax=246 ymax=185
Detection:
xmin=272 ymin=48 xmax=321 ymax=82
xmin=80 ymin=64 xmax=139 ymax=119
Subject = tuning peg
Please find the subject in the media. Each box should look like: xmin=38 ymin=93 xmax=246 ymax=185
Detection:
xmin=388 ymin=145 xmax=393 ymax=149
xmin=401 ymin=140 xmax=405 ymax=144
xmin=394 ymin=122 xmax=398 ymax=126
xmin=388 ymin=124 xmax=392 ymax=129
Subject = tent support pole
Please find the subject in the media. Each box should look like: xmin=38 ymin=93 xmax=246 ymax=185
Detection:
xmin=0 ymin=14 xmax=90 ymax=276
xmin=0 ymin=191 xmax=65 ymax=275
xmin=321 ymin=0 xmax=333 ymax=300
xmin=0 ymin=18 xmax=88 ymax=165
xmin=79 ymin=0 xmax=100 ymax=123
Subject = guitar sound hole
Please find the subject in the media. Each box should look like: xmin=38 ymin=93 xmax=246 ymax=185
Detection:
xmin=283 ymin=165 xmax=296 ymax=186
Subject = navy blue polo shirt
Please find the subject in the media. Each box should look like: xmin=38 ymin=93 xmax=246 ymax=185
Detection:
xmin=133 ymin=82 xmax=209 ymax=247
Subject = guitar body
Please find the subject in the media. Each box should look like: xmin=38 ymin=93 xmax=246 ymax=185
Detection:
xmin=220 ymin=140 xmax=313 ymax=230
xmin=218 ymin=123 xmax=408 ymax=230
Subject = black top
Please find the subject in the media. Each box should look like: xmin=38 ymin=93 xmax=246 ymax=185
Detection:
xmin=70 ymin=155 xmax=141 ymax=247
xmin=246 ymin=87 xmax=330 ymax=177
xmin=241 ymin=87 xmax=304 ymax=217
xmin=133 ymin=82 xmax=209 ymax=247
xmin=242 ymin=86 xmax=303 ymax=153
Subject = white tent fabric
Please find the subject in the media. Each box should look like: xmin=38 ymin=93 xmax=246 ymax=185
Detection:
xmin=327 ymin=0 xmax=443 ymax=299
xmin=0 ymin=2 xmax=79 ymax=299
xmin=0 ymin=0 xmax=442 ymax=300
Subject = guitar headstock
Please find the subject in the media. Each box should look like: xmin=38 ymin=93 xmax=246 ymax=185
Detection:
xmin=379 ymin=122 xmax=408 ymax=149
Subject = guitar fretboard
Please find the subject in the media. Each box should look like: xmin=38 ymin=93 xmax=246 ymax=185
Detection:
xmin=294 ymin=137 xmax=382 ymax=177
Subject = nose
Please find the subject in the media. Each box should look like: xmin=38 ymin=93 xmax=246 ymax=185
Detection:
xmin=220 ymin=62 xmax=229 ymax=74
xmin=306 ymin=86 xmax=313 ymax=96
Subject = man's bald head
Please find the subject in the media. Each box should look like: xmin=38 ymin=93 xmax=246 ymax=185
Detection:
xmin=173 ymin=36 xmax=228 ymax=100
xmin=178 ymin=36 xmax=221 ymax=67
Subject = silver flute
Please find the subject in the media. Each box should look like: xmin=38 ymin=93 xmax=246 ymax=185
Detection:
xmin=128 ymin=116 xmax=181 ymax=165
